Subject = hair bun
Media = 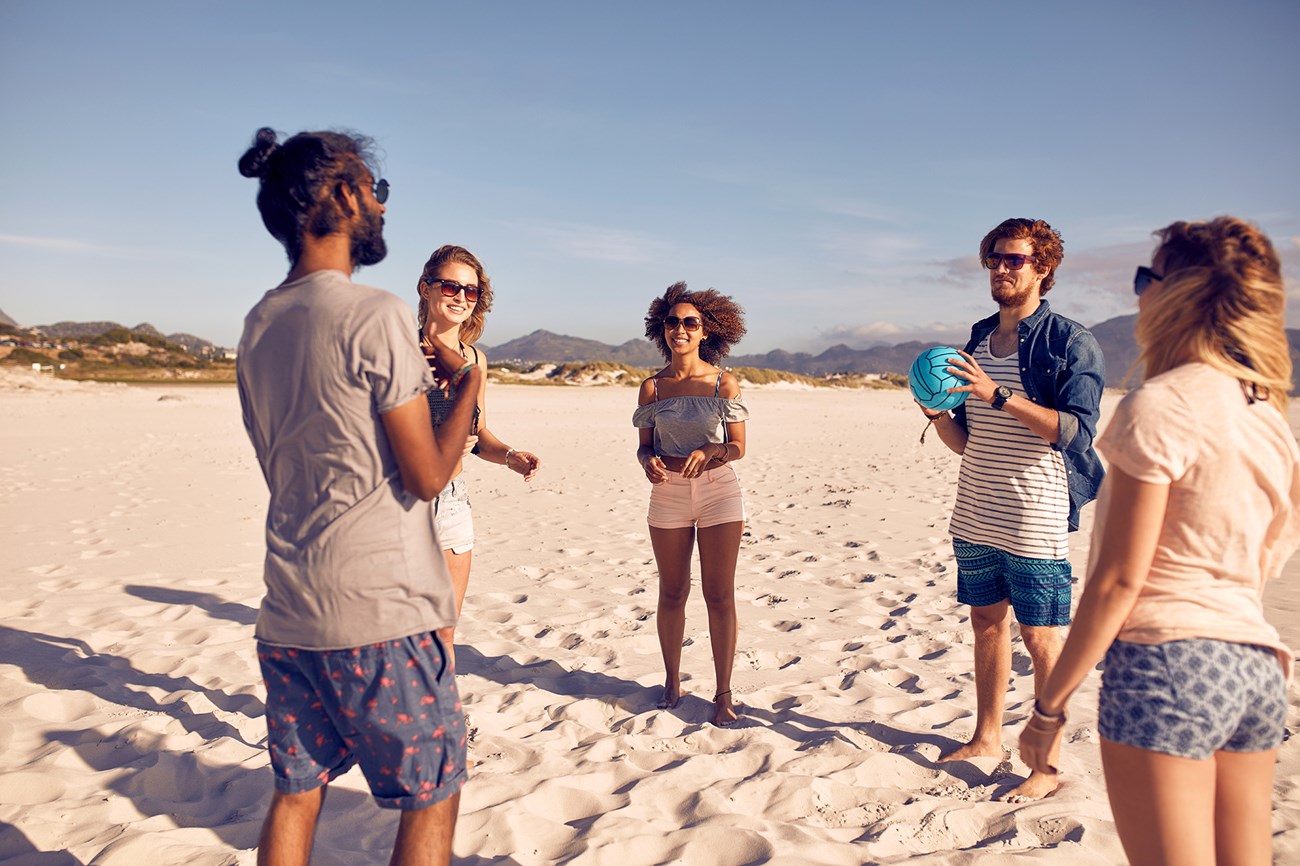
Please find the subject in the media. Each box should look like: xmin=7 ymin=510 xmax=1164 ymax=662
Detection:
xmin=238 ymin=127 xmax=279 ymax=179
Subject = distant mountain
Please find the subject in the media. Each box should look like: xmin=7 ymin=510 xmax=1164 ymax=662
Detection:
xmin=484 ymin=329 xmax=663 ymax=366
xmin=26 ymin=320 xmax=213 ymax=353
xmin=0 ymin=308 xmax=15 ymax=328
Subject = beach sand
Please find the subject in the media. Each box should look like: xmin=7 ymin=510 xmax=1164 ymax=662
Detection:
xmin=2 ymin=369 xmax=1298 ymax=865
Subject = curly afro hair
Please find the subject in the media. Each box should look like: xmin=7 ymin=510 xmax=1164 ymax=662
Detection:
xmin=643 ymin=282 xmax=746 ymax=365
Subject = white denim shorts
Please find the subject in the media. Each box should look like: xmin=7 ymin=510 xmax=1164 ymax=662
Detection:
xmin=433 ymin=477 xmax=474 ymax=554
xmin=647 ymin=464 xmax=745 ymax=529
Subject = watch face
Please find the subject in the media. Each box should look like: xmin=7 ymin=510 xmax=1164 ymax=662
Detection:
xmin=997 ymin=386 xmax=1012 ymax=399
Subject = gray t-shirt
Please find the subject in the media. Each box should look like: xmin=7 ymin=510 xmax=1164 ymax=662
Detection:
xmin=237 ymin=269 xmax=457 ymax=649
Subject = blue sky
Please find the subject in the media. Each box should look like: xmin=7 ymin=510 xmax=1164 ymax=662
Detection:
xmin=2 ymin=1 xmax=1297 ymax=352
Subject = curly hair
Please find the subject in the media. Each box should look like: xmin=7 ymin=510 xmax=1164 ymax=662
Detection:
xmin=416 ymin=245 xmax=495 ymax=345
xmin=1137 ymin=216 xmax=1289 ymax=412
xmin=643 ymin=282 xmax=746 ymax=365
xmin=979 ymin=218 xmax=1065 ymax=294
xmin=237 ymin=127 xmax=380 ymax=264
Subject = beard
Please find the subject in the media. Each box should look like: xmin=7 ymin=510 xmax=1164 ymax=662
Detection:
xmin=991 ymin=279 xmax=1033 ymax=309
xmin=351 ymin=205 xmax=387 ymax=268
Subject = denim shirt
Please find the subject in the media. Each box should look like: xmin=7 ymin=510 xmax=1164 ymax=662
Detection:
xmin=951 ymin=299 xmax=1105 ymax=531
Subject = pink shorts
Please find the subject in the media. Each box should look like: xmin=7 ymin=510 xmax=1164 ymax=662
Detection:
xmin=648 ymin=464 xmax=745 ymax=529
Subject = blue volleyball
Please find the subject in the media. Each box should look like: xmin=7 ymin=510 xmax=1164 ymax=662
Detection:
xmin=908 ymin=346 xmax=968 ymax=412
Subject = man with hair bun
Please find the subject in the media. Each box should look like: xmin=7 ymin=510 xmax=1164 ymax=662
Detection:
xmin=918 ymin=217 xmax=1104 ymax=801
xmin=237 ymin=126 xmax=477 ymax=865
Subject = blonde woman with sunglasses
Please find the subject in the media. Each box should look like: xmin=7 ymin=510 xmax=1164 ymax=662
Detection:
xmin=1019 ymin=217 xmax=1300 ymax=865
xmin=634 ymin=282 xmax=748 ymax=726
xmin=417 ymin=245 xmax=540 ymax=653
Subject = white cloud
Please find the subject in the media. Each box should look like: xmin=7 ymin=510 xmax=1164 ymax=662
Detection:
xmin=817 ymin=319 xmax=971 ymax=347
xmin=500 ymin=220 xmax=668 ymax=264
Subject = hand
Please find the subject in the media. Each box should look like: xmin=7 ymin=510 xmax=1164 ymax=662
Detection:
xmin=505 ymin=449 xmax=540 ymax=481
xmin=461 ymin=435 xmax=478 ymax=458
xmin=424 ymin=338 xmax=471 ymax=386
xmin=641 ymin=454 xmax=668 ymax=484
xmin=1018 ymin=715 xmax=1065 ymax=775
xmin=945 ymin=349 xmax=999 ymax=404
xmin=681 ymin=446 xmax=719 ymax=478
xmin=914 ymin=399 xmax=945 ymax=420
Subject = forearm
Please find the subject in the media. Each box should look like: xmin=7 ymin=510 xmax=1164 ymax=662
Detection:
xmin=1037 ymin=573 xmax=1143 ymax=714
xmin=927 ymin=411 xmax=968 ymax=454
xmin=1002 ymin=396 xmax=1060 ymax=445
xmin=474 ymin=425 xmax=511 ymax=465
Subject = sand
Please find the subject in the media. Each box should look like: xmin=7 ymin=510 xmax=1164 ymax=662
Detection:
xmin=2 ymin=367 xmax=1298 ymax=865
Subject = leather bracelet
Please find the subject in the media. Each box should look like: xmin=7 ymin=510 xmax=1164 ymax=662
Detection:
xmin=1032 ymin=700 xmax=1067 ymax=725
xmin=715 ymin=443 xmax=729 ymax=463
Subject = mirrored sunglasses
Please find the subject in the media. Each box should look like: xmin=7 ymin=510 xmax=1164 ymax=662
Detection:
xmin=428 ymin=279 xmax=481 ymax=302
xmin=983 ymin=253 xmax=1036 ymax=271
xmin=663 ymin=316 xmax=702 ymax=331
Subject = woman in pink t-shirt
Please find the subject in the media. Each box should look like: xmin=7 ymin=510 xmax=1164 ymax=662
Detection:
xmin=1019 ymin=216 xmax=1300 ymax=866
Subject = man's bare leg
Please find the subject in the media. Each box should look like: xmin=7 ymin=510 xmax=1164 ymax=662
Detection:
xmin=258 ymin=787 xmax=326 ymax=866
xmin=391 ymin=791 xmax=460 ymax=866
xmin=939 ymin=601 xmax=1011 ymax=762
xmin=999 ymin=623 xmax=1064 ymax=801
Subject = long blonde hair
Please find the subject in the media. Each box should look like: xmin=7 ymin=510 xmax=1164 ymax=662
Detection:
xmin=416 ymin=245 xmax=494 ymax=345
xmin=1137 ymin=216 xmax=1290 ymax=412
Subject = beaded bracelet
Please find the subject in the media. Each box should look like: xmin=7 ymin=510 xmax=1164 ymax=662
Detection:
xmin=504 ymin=448 xmax=517 ymax=467
xmin=450 ymin=362 xmax=474 ymax=389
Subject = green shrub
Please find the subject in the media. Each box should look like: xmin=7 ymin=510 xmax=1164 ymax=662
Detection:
xmin=2 ymin=347 xmax=53 ymax=366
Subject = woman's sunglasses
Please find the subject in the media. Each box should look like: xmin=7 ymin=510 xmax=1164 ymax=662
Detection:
xmin=663 ymin=316 xmax=703 ymax=331
xmin=1134 ymin=266 xmax=1163 ymax=296
xmin=427 ymin=279 xmax=482 ymax=303
xmin=983 ymin=253 xmax=1037 ymax=271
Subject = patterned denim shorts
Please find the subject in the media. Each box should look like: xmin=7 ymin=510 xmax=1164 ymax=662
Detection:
xmin=257 ymin=632 xmax=468 ymax=809
xmin=1099 ymin=639 xmax=1287 ymax=760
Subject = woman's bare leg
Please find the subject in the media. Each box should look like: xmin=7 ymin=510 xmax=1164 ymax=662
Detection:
xmin=649 ymin=525 xmax=695 ymax=708
xmin=1214 ymin=748 xmax=1277 ymax=866
xmin=1100 ymin=738 xmax=1216 ymax=866
xmin=437 ymin=548 xmax=472 ymax=668
xmin=698 ymin=520 xmax=742 ymax=725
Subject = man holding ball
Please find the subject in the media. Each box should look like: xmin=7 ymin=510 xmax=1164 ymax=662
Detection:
xmin=920 ymin=218 xmax=1105 ymax=801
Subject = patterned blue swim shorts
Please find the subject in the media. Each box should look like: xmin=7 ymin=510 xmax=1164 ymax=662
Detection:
xmin=952 ymin=538 xmax=1072 ymax=626
xmin=1099 ymin=639 xmax=1286 ymax=760
xmin=257 ymin=632 xmax=468 ymax=809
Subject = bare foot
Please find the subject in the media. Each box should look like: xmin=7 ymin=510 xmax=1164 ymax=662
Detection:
xmin=997 ymin=770 xmax=1060 ymax=802
xmin=657 ymin=682 xmax=682 ymax=709
xmin=712 ymin=690 xmax=738 ymax=727
xmin=937 ymin=739 xmax=1005 ymax=763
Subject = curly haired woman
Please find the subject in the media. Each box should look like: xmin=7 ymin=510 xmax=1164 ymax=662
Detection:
xmin=633 ymin=282 xmax=748 ymax=726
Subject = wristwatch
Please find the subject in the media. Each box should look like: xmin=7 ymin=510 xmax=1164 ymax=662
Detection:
xmin=990 ymin=385 xmax=1013 ymax=411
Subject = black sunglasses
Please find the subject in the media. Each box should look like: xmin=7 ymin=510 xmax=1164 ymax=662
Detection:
xmin=663 ymin=315 xmax=703 ymax=332
xmin=427 ymin=279 xmax=481 ymax=302
xmin=372 ymin=178 xmax=390 ymax=204
xmin=1134 ymin=266 xmax=1163 ymax=296
xmin=984 ymin=253 xmax=1037 ymax=271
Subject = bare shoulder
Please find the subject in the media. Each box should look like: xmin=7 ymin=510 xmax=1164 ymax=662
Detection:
xmin=717 ymin=370 xmax=742 ymax=399
xmin=637 ymin=376 xmax=658 ymax=406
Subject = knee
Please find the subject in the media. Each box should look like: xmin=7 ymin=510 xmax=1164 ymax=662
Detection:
xmin=970 ymin=605 xmax=1010 ymax=635
xmin=1020 ymin=627 xmax=1062 ymax=658
xmin=701 ymin=585 xmax=736 ymax=611
xmin=658 ymin=581 xmax=690 ymax=609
